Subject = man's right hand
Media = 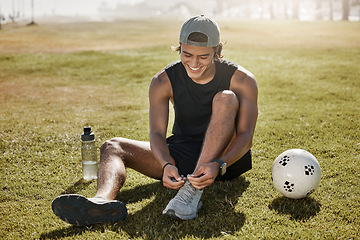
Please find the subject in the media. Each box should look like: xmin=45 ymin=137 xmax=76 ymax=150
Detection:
xmin=162 ymin=164 xmax=186 ymax=190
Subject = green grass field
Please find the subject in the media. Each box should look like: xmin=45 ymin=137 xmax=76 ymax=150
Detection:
xmin=0 ymin=19 xmax=359 ymax=239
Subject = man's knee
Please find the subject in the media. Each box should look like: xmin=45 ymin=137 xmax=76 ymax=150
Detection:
xmin=213 ymin=90 xmax=239 ymax=112
xmin=100 ymin=138 xmax=126 ymax=158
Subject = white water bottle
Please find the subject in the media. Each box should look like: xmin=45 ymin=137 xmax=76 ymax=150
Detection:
xmin=81 ymin=126 xmax=98 ymax=180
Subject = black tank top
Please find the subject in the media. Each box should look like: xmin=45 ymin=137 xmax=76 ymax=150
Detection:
xmin=165 ymin=59 xmax=238 ymax=137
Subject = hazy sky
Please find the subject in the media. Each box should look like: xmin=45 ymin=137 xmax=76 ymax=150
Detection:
xmin=1 ymin=0 xmax=144 ymax=16
xmin=1 ymin=0 xmax=358 ymax=21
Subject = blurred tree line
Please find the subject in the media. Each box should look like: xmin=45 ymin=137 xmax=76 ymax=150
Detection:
xmin=0 ymin=0 xmax=359 ymax=30
xmin=214 ymin=0 xmax=358 ymax=20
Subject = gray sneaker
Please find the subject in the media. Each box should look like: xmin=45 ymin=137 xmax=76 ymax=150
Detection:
xmin=162 ymin=180 xmax=203 ymax=220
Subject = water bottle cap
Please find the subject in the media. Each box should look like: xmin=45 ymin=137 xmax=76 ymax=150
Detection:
xmin=81 ymin=126 xmax=95 ymax=141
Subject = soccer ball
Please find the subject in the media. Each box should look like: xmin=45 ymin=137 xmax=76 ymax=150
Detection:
xmin=271 ymin=149 xmax=321 ymax=199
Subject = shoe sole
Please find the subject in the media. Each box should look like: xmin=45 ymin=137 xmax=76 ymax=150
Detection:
xmin=163 ymin=201 xmax=203 ymax=220
xmin=51 ymin=194 xmax=127 ymax=226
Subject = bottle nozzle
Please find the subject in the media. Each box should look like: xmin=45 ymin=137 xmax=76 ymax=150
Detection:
xmin=84 ymin=126 xmax=91 ymax=134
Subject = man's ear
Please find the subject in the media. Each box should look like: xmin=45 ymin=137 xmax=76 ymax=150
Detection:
xmin=213 ymin=46 xmax=219 ymax=58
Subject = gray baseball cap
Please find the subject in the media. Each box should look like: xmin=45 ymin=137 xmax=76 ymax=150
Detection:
xmin=179 ymin=15 xmax=220 ymax=47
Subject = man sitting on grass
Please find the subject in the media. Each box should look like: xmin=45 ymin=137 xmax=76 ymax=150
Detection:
xmin=52 ymin=15 xmax=258 ymax=225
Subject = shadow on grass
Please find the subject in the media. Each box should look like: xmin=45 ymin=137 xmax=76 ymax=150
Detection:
xmin=268 ymin=196 xmax=321 ymax=221
xmin=41 ymin=176 xmax=249 ymax=239
xmin=40 ymin=226 xmax=88 ymax=239
xmin=61 ymin=178 xmax=93 ymax=195
xmin=117 ymin=176 xmax=250 ymax=239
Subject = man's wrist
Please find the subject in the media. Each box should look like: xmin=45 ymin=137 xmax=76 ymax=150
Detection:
xmin=213 ymin=159 xmax=227 ymax=176
xmin=162 ymin=162 xmax=173 ymax=173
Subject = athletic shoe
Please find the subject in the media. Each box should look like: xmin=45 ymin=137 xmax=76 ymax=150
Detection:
xmin=51 ymin=194 xmax=127 ymax=226
xmin=162 ymin=180 xmax=203 ymax=220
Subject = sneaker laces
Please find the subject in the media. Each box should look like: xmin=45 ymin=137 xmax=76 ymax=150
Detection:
xmin=175 ymin=181 xmax=201 ymax=206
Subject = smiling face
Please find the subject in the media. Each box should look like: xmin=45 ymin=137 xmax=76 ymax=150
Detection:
xmin=180 ymin=43 xmax=216 ymax=84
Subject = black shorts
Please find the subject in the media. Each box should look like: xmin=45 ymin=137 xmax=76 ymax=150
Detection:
xmin=167 ymin=134 xmax=252 ymax=181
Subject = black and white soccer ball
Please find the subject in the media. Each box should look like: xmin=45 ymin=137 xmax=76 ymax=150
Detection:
xmin=271 ymin=149 xmax=321 ymax=199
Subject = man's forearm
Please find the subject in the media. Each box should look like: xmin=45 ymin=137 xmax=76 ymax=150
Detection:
xmin=149 ymin=133 xmax=173 ymax=167
xmin=219 ymin=132 xmax=253 ymax=166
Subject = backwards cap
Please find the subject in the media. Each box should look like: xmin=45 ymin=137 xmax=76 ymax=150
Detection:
xmin=179 ymin=15 xmax=220 ymax=47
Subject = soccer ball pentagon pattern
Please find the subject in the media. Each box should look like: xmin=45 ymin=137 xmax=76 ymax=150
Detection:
xmin=271 ymin=149 xmax=321 ymax=199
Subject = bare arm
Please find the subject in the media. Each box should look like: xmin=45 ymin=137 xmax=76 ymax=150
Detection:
xmin=149 ymin=70 xmax=185 ymax=189
xmin=223 ymin=68 xmax=258 ymax=165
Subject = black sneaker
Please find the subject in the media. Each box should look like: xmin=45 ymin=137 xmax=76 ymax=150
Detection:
xmin=51 ymin=194 xmax=127 ymax=226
